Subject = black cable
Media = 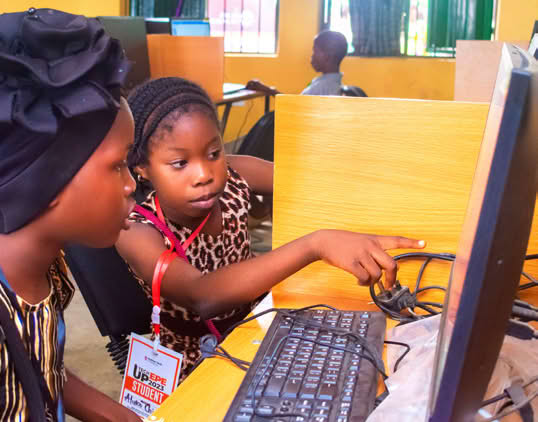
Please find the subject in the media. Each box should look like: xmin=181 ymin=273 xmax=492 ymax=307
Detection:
xmin=370 ymin=252 xmax=538 ymax=323
xmin=415 ymin=300 xmax=444 ymax=308
xmin=481 ymin=376 xmax=538 ymax=408
xmin=220 ymin=304 xmax=338 ymax=339
xmin=415 ymin=302 xmax=440 ymax=315
xmin=415 ymin=285 xmax=447 ymax=293
xmin=480 ymin=379 xmax=538 ymax=422
xmin=215 ymin=345 xmax=251 ymax=371
xmin=384 ymin=340 xmax=411 ymax=372
xmin=414 ymin=257 xmax=432 ymax=295
xmin=235 ymin=99 xmax=254 ymax=140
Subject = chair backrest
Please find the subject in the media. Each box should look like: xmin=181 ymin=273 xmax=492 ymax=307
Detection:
xmin=64 ymin=244 xmax=152 ymax=339
xmin=340 ymin=85 xmax=368 ymax=97
xmin=236 ymin=110 xmax=275 ymax=162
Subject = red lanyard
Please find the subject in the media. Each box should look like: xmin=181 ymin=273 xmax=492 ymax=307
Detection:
xmin=151 ymin=195 xmax=221 ymax=352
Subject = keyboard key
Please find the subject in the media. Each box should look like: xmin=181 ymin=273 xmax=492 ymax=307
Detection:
xmin=234 ymin=414 xmax=252 ymax=422
xmin=257 ymin=405 xmax=275 ymax=416
xmin=282 ymin=378 xmax=301 ymax=398
xmin=318 ymin=382 xmax=337 ymax=400
xmin=265 ymin=374 xmax=286 ymax=397
xmin=299 ymin=383 xmax=318 ymax=399
xmin=316 ymin=400 xmax=331 ymax=410
xmin=313 ymin=408 xmax=330 ymax=417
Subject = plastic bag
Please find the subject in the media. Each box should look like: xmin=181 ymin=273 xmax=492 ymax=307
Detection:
xmin=366 ymin=316 xmax=538 ymax=422
xmin=366 ymin=315 xmax=441 ymax=422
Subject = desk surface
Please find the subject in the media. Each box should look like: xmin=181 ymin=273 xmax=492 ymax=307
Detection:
xmin=215 ymin=89 xmax=269 ymax=105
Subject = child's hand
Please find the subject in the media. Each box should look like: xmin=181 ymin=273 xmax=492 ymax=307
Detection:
xmin=245 ymin=79 xmax=279 ymax=95
xmin=313 ymin=230 xmax=426 ymax=287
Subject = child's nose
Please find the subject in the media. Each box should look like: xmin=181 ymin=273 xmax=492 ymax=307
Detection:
xmin=124 ymin=170 xmax=136 ymax=195
xmin=193 ymin=163 xmax=213 ymax=186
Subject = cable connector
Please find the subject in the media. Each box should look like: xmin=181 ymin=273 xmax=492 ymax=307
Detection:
xmin=512 ymin=300 xmax=538 ymax=322
xmin=375 ymin=281 xmax=416 ymax=312
xmin=506 ymin=319 xmax=538 ymax=340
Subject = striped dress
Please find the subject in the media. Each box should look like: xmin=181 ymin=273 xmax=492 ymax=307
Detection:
xmin=0 ymin=257 xmax=75 ymax=421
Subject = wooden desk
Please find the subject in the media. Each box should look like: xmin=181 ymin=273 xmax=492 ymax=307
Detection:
xmin=216 ymin=89 xmax=272 ymax=133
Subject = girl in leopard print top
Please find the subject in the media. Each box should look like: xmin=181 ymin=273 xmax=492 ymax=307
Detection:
xmin=116 ymin=77 xmax=425 ymax=383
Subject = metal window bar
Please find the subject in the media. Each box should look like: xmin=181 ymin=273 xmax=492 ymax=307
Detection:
xmin=219 ymin=0 xmax=276 ymax=54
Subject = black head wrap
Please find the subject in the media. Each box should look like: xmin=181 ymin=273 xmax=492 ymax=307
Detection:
xmin=0 ymin=8 xmax=130 ymax=233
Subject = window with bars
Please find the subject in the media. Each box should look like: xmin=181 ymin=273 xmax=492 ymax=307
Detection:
xmin=208 ymin=0 xmax=279 ymax=53
xmin=323 ymin=0 xmax=496 ymax=58
xmin=130 ymin=0 xmax=279 ymax=54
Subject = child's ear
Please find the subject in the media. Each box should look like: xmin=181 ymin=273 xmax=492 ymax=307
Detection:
xmin=135 ymin=165 xmax=149 ymax=181
xmin=48 ymin=197 xmax=60 ymax=209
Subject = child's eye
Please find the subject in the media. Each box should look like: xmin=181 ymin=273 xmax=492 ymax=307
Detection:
xmin=115 ymin=160 xmax=128 ymax=172
xmin=171 ymin=160 xmax=188 ymax=169
xmin=208 ymin=149 xmax=221 ymax=160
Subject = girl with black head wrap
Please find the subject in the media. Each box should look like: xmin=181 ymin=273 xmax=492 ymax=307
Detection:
xmin=116 ymin=76 xmax=425 ymax=383
xmin=0 ymin=8 xmax=140 ymax=421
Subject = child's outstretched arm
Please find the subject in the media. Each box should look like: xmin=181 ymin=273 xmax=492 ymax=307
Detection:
xmin=227 ymin=155 xmax=273 ymax=195
xmin=63 ymin=369 xmax=140 ymax=421
xmin=117 ymin=225 xmax=425 ymax=320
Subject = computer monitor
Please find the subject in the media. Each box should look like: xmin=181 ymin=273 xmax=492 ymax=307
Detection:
xmin=170 ymin=18 xmax=210 ymax=36
xmin=428 ymin=44 xmax=538 ymax=421
xmin=530 ymin=34 xmax=538 ymax=60
xmin=145 ymin=17 xmax=171 ymax=34
xmin=97 ymin=16 xmax=151 ymax=92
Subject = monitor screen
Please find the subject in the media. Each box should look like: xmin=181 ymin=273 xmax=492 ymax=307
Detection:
xmin=98 ymin=16 xmax=151 ymax=92
xmin=428 ymin=44 xmax=538 ymax=421
xmin=530 ymin=34 xmax=538 ymax=60
xmin=145 ymin=17 xmax=171 ymax=34
xmin=171 ymin=18 xmax=210 ymax=36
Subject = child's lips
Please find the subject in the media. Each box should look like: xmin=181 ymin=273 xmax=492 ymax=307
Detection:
xmin=122 ymin=200 xmax=136 ymax=230
xmin=190 ymin=192 xmax=218 ymax=209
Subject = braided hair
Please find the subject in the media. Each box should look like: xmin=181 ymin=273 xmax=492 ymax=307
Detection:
xmin=127 ymin=77 xmax=220 ymax=200
xmin=127 ymin=77 xmax=220 ymax=167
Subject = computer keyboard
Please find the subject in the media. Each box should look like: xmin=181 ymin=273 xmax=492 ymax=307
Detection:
xmin=223 ymin=307 xmax=386 ymax=422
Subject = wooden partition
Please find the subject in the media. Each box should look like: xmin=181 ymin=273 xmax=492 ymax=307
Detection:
xmin=146 ymin=34 xmax=224 ymax=101
xmin=455 ymin=40 xmax=528 ymax=102
xmin=271 ymin=95 xmax=538 ymax=308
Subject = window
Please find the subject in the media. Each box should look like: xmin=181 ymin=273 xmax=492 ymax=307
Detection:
xmin=208 ymin=0 xmax=279 ymax=54
xmin=323 ymin=0 xmax=496 ymax=57
xmin=130 ymin=0 xmax=279 ymax=54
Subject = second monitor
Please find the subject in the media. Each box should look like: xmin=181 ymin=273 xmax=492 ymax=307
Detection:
xmin=170 ymin=18 xmax=210 ymax=36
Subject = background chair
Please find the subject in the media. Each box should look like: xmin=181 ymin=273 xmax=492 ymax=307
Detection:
xmin=340 ymin=85 xmax=368 ymax=97
xmin=236 ymin=110 xmax=275 ymax=162
xmin=64 ymin=245 xmax=152 ymax=374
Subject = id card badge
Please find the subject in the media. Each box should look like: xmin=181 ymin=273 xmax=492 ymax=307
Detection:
xmin=119 ymin=333 xmax=183 ymax=418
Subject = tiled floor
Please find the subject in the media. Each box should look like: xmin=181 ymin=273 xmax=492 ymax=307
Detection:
xmin=63 ymin=218 xmax=272 ymax=421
